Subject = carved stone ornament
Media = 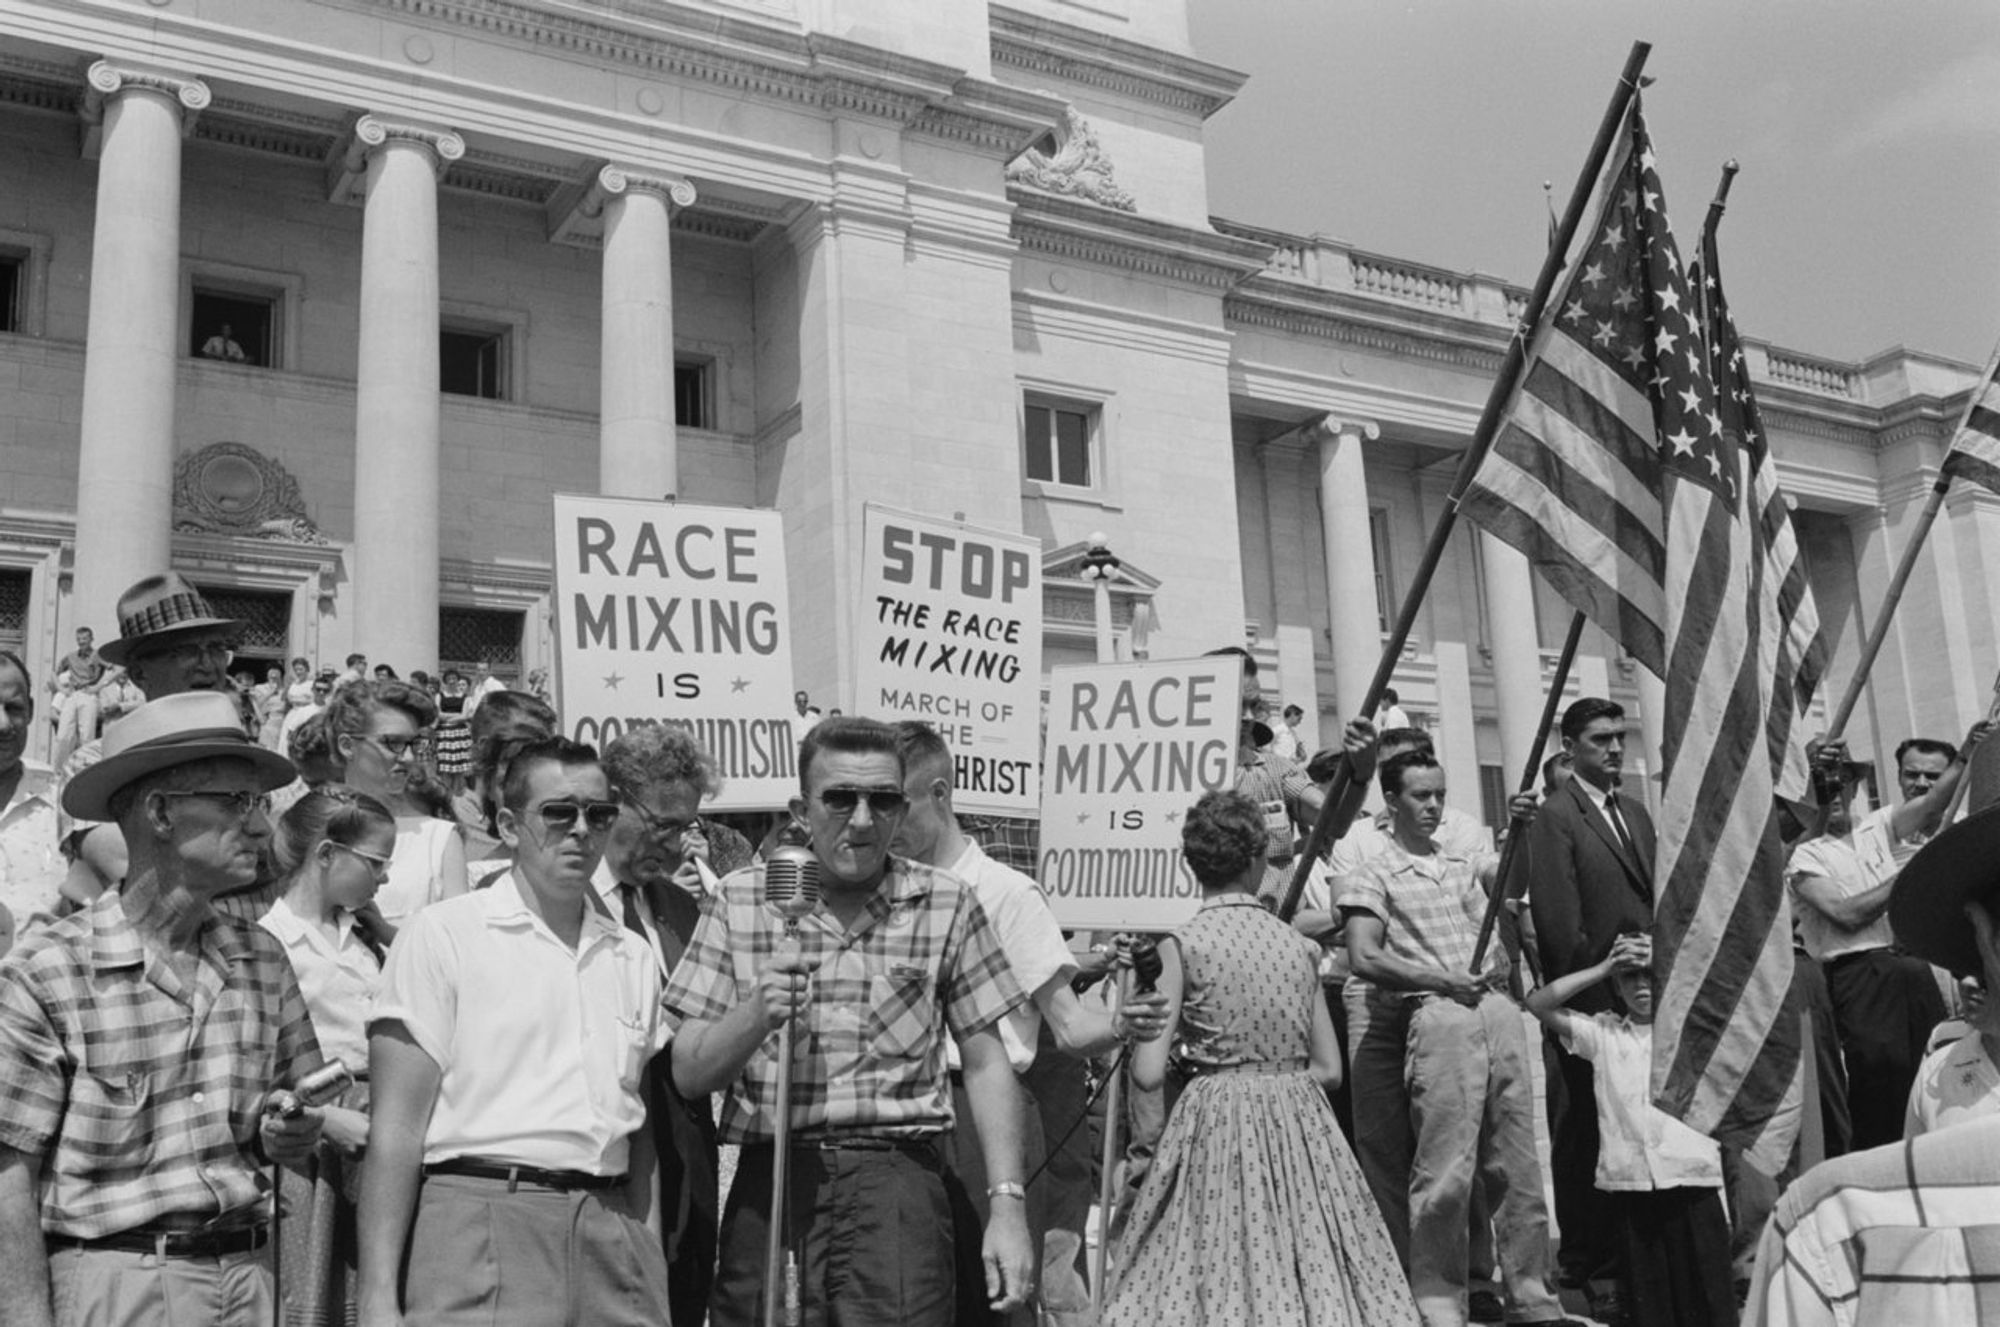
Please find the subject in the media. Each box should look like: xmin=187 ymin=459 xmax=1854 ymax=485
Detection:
xmin=1006 ymin=107 xmax=1135 ymax=212
xmin=172 ymin=442 xmax=329 ymax=544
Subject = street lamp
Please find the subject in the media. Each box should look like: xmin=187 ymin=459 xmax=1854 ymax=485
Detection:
xmin=1078 ymin=531 xmax=1121 ymax=665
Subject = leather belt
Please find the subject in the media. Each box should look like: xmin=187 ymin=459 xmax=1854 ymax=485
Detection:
xmin=48 ymin=1223 xmax=269 ymax=1259
xmin=424 ymin=1158 xmax=626 ymax=1192
xmin=769 ymin=1133 xmax=943 ymax=1166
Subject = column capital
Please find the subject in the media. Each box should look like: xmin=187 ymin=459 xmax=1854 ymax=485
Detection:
xmin=1302 ymin=413 xmax=1381 ymax=447
xmin=548 ymin=163 xmax=697 ymax=248
xmin=328 ymin=116 xmax=465 ymax=204
xmin=80 ymin=61 xmax=210 ymax=158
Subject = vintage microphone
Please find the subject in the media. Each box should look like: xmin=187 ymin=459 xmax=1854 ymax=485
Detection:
xmin=761 ymin=843 xmax=821 ymax=1327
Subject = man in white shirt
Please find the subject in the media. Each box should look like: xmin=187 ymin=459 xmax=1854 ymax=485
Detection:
xmin=0 ymin=652 xmax=64 ymax=934
xmin=888 ymin=721 xmax=1164 ymax=1327
xmin=1789 ymin=724 xmax=1988 ymax=1149
xmin=358 ymin=736 xmax=668 ymax=1326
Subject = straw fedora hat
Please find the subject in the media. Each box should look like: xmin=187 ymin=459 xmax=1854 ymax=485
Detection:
xmin=1886 ymin=735 xmax=2000 ymax=980
xmin=61 ymin=692 xmax=295 ymax=822
xmin=98 ymin=573 xmax=246 ymax=667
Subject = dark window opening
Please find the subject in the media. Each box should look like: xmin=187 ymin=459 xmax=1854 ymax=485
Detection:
xmin=1024 ymin=401 xmax=1093 ymax=487
xmin=191 ymin=289 xmax=275 ymax=367
xmin=0 ymin=567 xmax=29 ymax=658
xmin=0 ymin=255 xmax=22 ymax=334
xmin=439 ymin=606 xmax=523 ymax=680
xmin=674 ymin=360 xmax=710 ymax=429
xmin=441 ymin=329 xmax=505 ymax=400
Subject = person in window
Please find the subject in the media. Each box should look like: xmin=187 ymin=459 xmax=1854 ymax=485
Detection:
xmin=201 ymin=322 xmax=249 ymax=362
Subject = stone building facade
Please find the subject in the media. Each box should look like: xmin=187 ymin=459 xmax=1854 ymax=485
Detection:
xmin=0 ymin=0 xmax=1993 ymax=817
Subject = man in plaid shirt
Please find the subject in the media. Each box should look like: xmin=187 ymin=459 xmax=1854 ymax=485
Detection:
xmin=667 ymin=716 xmax=1036 ymax=1327
xmin=0 ymin=691 xmax=322 ymax=1327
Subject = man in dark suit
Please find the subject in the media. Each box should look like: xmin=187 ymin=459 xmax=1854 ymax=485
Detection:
xmin=1527 ymin=696 xmax=1655 ymax=1312
xmin=598 ymin=725 xmax=755 ymax=1327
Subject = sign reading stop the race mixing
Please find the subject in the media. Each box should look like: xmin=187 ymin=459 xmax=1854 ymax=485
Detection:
xmin=551 ymin=494 xmax=798 ymax=810
xmin=1038 ymin=655 xmax=1243 ymax=931
xmin=856 ymin=505 xmax=1043 ymax=816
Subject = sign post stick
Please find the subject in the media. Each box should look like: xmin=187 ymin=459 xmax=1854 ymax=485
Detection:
xmin=1279 ymin=40 xmax=1653 ymax=920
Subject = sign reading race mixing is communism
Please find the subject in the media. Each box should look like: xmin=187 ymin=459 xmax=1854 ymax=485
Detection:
xmin=1038 ymin=654 xmax=1242 ymax=931
xmin=552 ymin=494 xmax=798 ymax=810
xmin=856 ymin=504 xmax=1043 ymax=817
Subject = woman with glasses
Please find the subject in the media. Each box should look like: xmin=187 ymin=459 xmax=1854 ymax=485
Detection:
xmin=321 ymin=679 xmax=469 ymax=926
xmin=259 ymin=785 xmax=398 ymax=1327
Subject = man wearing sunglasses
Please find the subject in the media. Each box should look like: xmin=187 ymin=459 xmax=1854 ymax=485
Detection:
xmin=359 ymin=736 xmax=671 ymax=1327
xmin=667 ymin=715 xmax=1036 ymax=1327
xmin=0 ymin=691 xmax=321 ymax=1327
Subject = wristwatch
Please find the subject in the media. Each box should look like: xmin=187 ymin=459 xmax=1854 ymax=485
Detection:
xmin=987 ymin=1181 xmax=1027 ymax=1201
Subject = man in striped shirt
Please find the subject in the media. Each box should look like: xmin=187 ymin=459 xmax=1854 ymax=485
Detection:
xmin=0 ymin=692 xmax=321 ymax=1327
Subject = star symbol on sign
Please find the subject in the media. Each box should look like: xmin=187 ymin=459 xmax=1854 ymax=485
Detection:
xmin=1667 ymin=428 xmax=1698 ymax=457
xmin=1581 ymin=260 xmax=1608 ymax=288
xmin=1076 ymin=812 xmax=1092 ymax=825
xmin=603 ymin=672 xmax=624 ymax=691
xmin=1165 ymin=810 xmax=1181 ymax=823
xmin=730 ymin=677 xmax=750 ymax=693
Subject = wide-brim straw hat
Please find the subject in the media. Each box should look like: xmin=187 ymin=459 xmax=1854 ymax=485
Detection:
xmin=62 ymin=692 xmax=295 ymax=821
xmin=1886 ymin=737 xmax=2000 ymax=979
xmin=99 ymin=572 xmax=246 ymax=666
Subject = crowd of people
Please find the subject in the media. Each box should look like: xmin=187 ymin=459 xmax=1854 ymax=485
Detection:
xmin=0 ymin=572 xmax=1997 ymax=1327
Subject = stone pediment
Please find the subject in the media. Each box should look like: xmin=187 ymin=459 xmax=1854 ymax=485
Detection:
xmin=173 ymin=442 xmax=329 ymax=544
xmin=1043 ymin=540 xmax=1161 ymax=589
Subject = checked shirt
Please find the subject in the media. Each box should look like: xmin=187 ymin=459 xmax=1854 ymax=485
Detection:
xmin=0 ymin=891 xmax=322 ymax=1238
xmin=663 ymin=857 xmax=1024 ymax=1145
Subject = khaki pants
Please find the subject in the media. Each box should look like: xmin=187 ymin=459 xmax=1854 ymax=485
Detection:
xmin=47 ymin=1242 xmax=272 ymax=1327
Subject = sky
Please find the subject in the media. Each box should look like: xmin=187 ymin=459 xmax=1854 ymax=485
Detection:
xmin=1187 ymin=1 xmax=2000 ymax=367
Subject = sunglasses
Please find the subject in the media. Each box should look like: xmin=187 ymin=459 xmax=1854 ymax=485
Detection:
xmin=158 ymin=789 xmax=273 ymax=820
xmin=815 ymin=786 xmax=908 ymax=817
xmin=531 ymin=800 xmax=622 ymax=837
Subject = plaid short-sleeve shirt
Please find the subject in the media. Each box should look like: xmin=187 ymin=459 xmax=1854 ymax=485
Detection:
xmin=0 ymin=891 xmax=322 ymax=1238
xmin=663 ymin=856 xmax=1025 ymax=1145
xmin=1334 ymin=838 xmax=1505 ymax=985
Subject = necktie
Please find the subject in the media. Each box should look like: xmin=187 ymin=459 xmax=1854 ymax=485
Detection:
xmin=617 ymin=881 xmax=649 ymax=940
xmin=1605 ymin=792 xmax=1648 ymax=883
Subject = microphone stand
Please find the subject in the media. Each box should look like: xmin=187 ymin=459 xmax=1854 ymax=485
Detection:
xmin=763 ymin=917 xmax=803 ymax=1327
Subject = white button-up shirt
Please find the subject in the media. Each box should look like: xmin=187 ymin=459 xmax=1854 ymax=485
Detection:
xmin=258 ymin=895 xmax=382 ymax=1074
xmin=1559 ymin=1010 xmax=1722 ymax=1191
xmin=944 ymin=840 xmax=1075 ymax=1074
xmin=0 ymin=761 xmax=64 ymax=930
xmin=1906 ymin=1029 xmax=2000 ymax=1139
xmin=369 ymin=871 xmax=664 ymax=1175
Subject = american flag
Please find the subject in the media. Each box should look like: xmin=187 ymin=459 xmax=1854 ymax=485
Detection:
xmin=1460 ymin=101 xmax=1802 ymax=1168
xmin=1942 ymin=349 xmax=2000 ymax=496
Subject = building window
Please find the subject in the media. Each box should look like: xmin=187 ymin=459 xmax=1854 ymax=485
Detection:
xmin=439 ymin=607 xmax=523 ymax=679
xmin=195 ymin=586 xmax=291 ymax=677
xmin=675 ymin=360 xmax=711 ymax=429
xmin=441 ymin=327 xmax=506 ymax=400
xmin=1023 ymin=398 xmax=1096 ymax=488
xmin=0 ymin=254 xmax=22 ymax=334
xmin=1477 ymin=763 xmax=1508 ymax=834
xmin=191 ymin=287 xmax=276 ymax=367
xmin=1369 ymin=507 xmax=1394 ymax=632
xmin=0 ymin=568 xmax=28 ymax=658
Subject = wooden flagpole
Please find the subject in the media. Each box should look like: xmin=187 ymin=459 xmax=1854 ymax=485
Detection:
xmin=1278 ymin=40 xmax=1654 ymax=920
xmin=1468 ymin=609 xmax=1586 ymax=972
xmin=1820 ymin=337 xmax=2000 ymax=745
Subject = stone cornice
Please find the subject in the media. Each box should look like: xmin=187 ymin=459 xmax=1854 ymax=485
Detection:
xmin=80 ymin=60 xmax=211 ymax=157
xmin=987 ymin=4 xmax=1245 ymax=121
xmin=1010 ymin=187 xmax=1270 ymax=292
xmin=1226 ymin=284 xmax=1510 ymax=377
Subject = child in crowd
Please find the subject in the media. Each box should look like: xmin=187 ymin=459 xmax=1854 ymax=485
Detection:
xmin=1526 ymin=932 xmax=1734 ymax=1327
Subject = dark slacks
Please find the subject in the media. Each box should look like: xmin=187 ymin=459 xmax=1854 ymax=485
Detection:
xmin=947 ymin=1074 xmax=1049 ymax=1327
xmin=1611 ymin=1186 xmax=1734 ymax=1327
xmin=654 ymin=1062 xmax=719 ymax=1327
xmin=1543 ymin=1031 xmax=1619 ymax=1284
xmin=1826 ymin=947 xmax=1946 ymax=1150
xmin=712 ymin=1142 xmax=955 ymax=1327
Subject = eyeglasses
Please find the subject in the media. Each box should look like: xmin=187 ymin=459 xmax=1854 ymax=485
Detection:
xmin=157 ymin=789 xmax=273 ymax=820
xmin=532 ymin=800 xmax=622 ymax=837
xmin=326 ymin=840 xmax=393 ymax=878
xmin=363 ymin=732 xmax=434 ymax=761
xmin=617 ymin=793 xmax=697 ymax=841
xmin=815 ymin=787 xmax=908 ymax=817
xmin=139 ymin=639 xmax=237 ymax=667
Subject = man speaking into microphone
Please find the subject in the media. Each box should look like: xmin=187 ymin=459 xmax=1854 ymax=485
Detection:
xmin=666 ymin=716 xmax=1035 ymax=1326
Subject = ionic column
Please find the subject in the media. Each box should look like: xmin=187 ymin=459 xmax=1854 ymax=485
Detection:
xmin=349 ymin=116 xmax=463 ymax=669
xmin=1313 ymin=418 xmax=1382 ymax=720
xmin=597 ymin=166 xmax=697 ymax=498
xmin=1479 ymin=530 xmax=1544 ymax=784
xmin=72 ymin=63 xmax=210 ymax=623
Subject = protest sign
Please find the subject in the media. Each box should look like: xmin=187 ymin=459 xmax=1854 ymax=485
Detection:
xmin=551 ymin=494 xmax=798 ymax=809
xmin=856 ymin=504 xmax=1042 ymax=816
xmin=1039 ymin=655 xmax=1242 ymax=931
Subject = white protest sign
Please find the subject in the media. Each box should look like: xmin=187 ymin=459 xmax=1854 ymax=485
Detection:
xmin=856 ymin=505 xmax=1042 ymax=816
xmin=551 ymin=494 xmax=798 ymax=809
xmin=1038 ymin=655 xmax=1242 ymax=931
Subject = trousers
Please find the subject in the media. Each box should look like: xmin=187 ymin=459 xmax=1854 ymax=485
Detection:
xmin=47 ymin=1243 xmax=272 ymax=1327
